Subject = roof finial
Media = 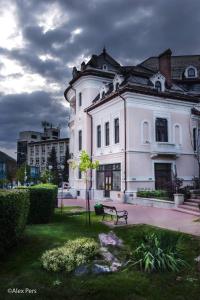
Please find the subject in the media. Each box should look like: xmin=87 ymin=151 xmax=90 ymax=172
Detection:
xmin=103 ymin=45 xmax=106 ymax=55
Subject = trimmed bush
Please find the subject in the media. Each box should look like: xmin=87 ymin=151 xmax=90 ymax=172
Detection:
xmin=0 ymin=189 xmax=30 ymax=256
xmin=137 ymin=190 xmax=168 ymax=199
xmin=27 ymin=184 xmax=58 ymax=224
xmin=41 ymin=237 xmax=99 ymax=273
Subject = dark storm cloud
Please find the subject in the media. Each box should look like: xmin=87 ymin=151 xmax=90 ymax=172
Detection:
xmin=1 ymin=0 xmax=200 ymax=156
xmin=0 ymin=91 xmax=69 ymax=153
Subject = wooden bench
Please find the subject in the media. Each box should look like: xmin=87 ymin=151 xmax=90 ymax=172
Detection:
xmin=102 ymin=205 xmax=128 ymax=225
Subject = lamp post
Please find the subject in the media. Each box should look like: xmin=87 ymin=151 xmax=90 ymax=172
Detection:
xmin=48 ymin=165 xmax=52 ymax=183
xmin=60 ymin=164 xmax=64 ymax=213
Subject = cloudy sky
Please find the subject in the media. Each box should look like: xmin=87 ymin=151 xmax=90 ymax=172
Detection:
xmin=0 ymin=0 xmax=200 ymax=158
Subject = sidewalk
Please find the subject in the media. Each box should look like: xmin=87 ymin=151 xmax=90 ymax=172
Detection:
xmin=58 ymin=198 xmax=200 ymax=237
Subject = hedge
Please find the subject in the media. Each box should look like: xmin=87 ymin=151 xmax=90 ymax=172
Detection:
xmin=27 ymin=184 xmax=58 ymax=224
xmin=0 ymin=189 xmax=30 ymax=256
xmin=137 ymin=190 xmax=168 ymax=199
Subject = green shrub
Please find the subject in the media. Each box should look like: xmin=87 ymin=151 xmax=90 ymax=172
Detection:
xmin=129 ymin=233 xmax=186 ymax=273
xmin=41 ymin=237 xmax=99 ymax=273
xmin=0 ymin=189 xmax=30 ymax=256
xmin=27 ymin=184 xmax=58 ymax=224
xmin=137 ymin=190 xmax=168 ymax=199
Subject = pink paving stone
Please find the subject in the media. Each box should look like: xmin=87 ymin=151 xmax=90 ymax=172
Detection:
xmin=58 ymin=198 xmax=200 ymax=237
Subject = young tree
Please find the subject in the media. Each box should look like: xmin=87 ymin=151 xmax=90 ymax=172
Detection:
xmin=47 ymin=147 xmax=59 ymax=185
xmin=72 ymin=150 xmax=99 ymax=225
xmin=62 ymin=146 xmax=69 ymax=182
xmin=16 ymin=163 xmax=30 ymax=185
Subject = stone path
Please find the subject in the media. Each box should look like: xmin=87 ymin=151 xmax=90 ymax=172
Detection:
xmin=58 ymin=198 xmax=200 ymax=237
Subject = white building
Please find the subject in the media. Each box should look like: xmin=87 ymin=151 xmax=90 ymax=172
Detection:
xmin=17 ymin=125 xmax=69 ymax=172
xmin=64 ymin=48 xmax=200 ymax=202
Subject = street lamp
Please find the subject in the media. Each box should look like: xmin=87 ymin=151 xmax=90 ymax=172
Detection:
xmin=48 ymin=165 xmax=52 ymax=183
xmin=60 ymin=164 xmax=64 ymax=213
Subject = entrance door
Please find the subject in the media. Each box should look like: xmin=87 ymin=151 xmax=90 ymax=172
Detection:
xmin=104 ymin=171 xmax=112 ymax=197
xmin=155 ymin=163 xmax=172 ymax=190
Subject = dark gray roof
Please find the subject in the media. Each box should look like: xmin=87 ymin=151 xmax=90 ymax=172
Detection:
xmin=0 ymin=151 xmax=16 ymax=163
xmin=140 ymin=55 xmax=200 ymax=80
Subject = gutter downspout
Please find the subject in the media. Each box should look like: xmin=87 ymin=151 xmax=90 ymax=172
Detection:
xmin=86 ymin=111 xmax=93 ymax=193
xmin=118 ymin=92 xmax=127 ymax=202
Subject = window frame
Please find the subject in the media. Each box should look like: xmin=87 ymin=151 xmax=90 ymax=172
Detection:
xmin=114 ymin=118 xmax=119 ymax=144
xmin=78 ymin=130 xmax=82 ymax=151
xmin=78 ymin=92 xmax=82 ymax=107
xmin=96 ymin=163 xmax=121 ymax=191
xmin=97 ymin=125 xmax=101 ymax=148
xmin=105 ymin=122 xmax=110 ymax=146
xmin=155 ymin=117 xmax=168 ymax=142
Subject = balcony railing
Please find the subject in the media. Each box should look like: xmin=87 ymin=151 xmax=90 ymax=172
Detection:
xmin=151 ymin=142 xmax=181 ymax=158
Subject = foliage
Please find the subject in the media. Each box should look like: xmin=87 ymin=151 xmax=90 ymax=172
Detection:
xmin=40 ymin=169 xmax=53 ymax=183
xmin=164 ymin=173 xmax=183 ymax=199
xmin=0 ymin=210 xmax=200 ymax=300
xmin=179 ymin=185 xmax=193 ymax=200
xmin=137 ymin=190 xmax=168 ymax=199
xmin=20 ymin=184 xmax=58 ymax=224
xmin=62 ymin=146 xmax=69 ymax=182
xmin=192 ymin=176 xmax=200 ymax=189
xmin=0 ymin=178 xmax=9 ymax=188
xmin=0 ymin=189 xmax=30 ymax=256
xmin=129 ymin=233 xmax=186 ymax=273
xmin=41 ymin=237 xmax=99 ymax=273
xmin=47 ymin=147 xmax=59 ymax=185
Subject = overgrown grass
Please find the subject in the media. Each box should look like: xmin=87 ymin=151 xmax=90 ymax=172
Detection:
xmin=0 ymin=207 xmax=200 ymax=300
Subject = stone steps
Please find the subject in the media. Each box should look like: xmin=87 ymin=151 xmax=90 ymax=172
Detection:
xmin=179 ymin=204 xmax=200 ymax=211
xmin=188 ymin=198 xmax=200 ymax=204
xmin=174 ymin=207 xmax=200 ymax=216
xmin=184 ymin=201 xmax=199 ymax=207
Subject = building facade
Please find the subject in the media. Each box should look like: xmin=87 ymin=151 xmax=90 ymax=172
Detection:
xmin=17 ymin=124 xmax=69 ymax=172
xmin=64 ymin=48 xmax=200 ymax=201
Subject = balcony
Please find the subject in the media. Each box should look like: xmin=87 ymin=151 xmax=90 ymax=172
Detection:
xmin=151 ymin=142 xmax=181 ymax=158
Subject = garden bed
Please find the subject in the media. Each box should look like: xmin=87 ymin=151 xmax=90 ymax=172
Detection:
xmin=0 ymin=207 xmax=199 ymax=300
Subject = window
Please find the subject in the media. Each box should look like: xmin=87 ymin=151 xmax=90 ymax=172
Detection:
xmin=78 ymin=168 xmax=82 ymax=179
xmin=193 ymin=128 xmax=197 ymax=151
xmin=188 ymin=68 xmax=195 ymax=78
xmin=79 ymin=92 xmax=82 ymax=106
xmin=31 ymin=134 xmax=37 ymax=139
xmin=155 ymin=118 xmax=168 ymax=142
xmin=102 ymin=64 xmax=107 ymax=70
xmin=96 ymin=164 xmax=121 ymax=191
xmin=97 ymin=125 xmax=101 ymax=148
xmin=78 ymin=130 xmax=82 ymax=151
xmin=115 ymin=82 xmax=120 ymax=91
xmin=155 ymin=81 xmax=162 ymax=92
xmin=105 ymin=122 xmax=109 ymax=146
xmin=102 ymin=91 xmax=105 ymax=98
xmin=114 ymin=118 xmax=119 ymax=143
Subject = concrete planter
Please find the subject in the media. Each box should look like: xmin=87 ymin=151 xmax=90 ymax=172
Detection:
xmin=174 ymin=194 xmax=184 ymax=207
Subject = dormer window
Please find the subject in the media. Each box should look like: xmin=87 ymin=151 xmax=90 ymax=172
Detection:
xmin=155 ymin=81 xmax=162 ymax=92
xmin=100 ymin=84 xmax=109 ymax=99
xmin=102 ymin=64 xmax=107 ymax=71
xmin=113 ymin=74 xmax=124 ymax=91
xmin=188 ymin=68 xmax=195 ymax=77
xmin=150 ymin=72 xmax=165 ymax=92
xmin=185 ymin=66 xmax=197 ymax=78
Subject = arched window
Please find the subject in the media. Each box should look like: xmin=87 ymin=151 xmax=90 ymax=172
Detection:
xmin=142 ymin=121 xmax=150 ymax=144
xmin=187 ymin=67 xmax=195 ymax=78
xmin=155 ymin=81 xmax=162 ymax=92
xmin=102 ymin=91 xmax=105 ymax=98
xmin=174 ymin=124 xmax=181 ymax=145
xmin=102 ymin=64 xmax=107 ymax=70
xmin=116 ymin=82 xmax=120 ymax=90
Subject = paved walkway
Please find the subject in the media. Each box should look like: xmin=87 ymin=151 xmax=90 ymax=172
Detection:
xmin=58 ymin=198 xmax=200 ymax=237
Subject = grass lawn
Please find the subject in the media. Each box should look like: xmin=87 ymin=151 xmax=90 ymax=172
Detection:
xmin=0 ymin=207 xmax=200 ymax=300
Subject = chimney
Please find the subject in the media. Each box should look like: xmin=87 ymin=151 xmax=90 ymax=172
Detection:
xmin=158 ymin=48 xmax=172 ymax=88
